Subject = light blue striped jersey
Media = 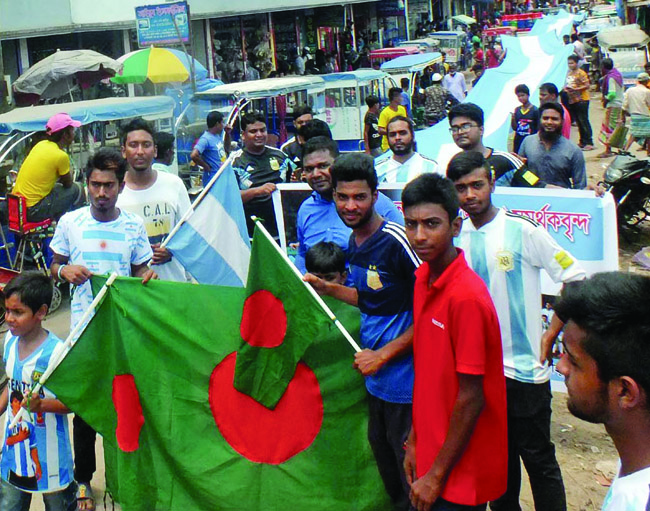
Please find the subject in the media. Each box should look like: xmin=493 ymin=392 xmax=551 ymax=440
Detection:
xmin=457 ymin=208 xmax=585 ymax=383
xmin=375 ymin=152 xmax=440 ymax=183
xmin=50 ymin=207 xmax=153 ymax=329
xmin=1 ymin=332 xmax=73 ymax=492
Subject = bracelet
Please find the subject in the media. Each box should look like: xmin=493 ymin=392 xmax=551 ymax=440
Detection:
xmin=57 ymin=264 xmax=67 ymax=282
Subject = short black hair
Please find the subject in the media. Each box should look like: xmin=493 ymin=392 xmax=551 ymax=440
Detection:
xmin=554 ymin=272 xmax=650 ymax=407
xmin=305 ymin=241 xmax=346 ymax=275
xmin=388 ymin=87 xmax=402 ymax=101
xmin=365 ymin=95 xmax=380 ymax=108
xmin=539 ymin=101 xmax=564 ymax=118
xmin=4 ymin=271 xmax=52 ymax=315
xmin=293 ymin=105 xmax=313 ymax=119
xmin=120 ymin=118 xmax=155 ymax=146
xmin=10 ymin=390 xmax=23 ymax=404
xmin=515 ymin=84 xmax=530 ymax=95
xmin=446 ymin=151 xmax=492 ymax=183
xmin=539 ymin=82 xmax=559 ymax=96
xmin=400 ymin=77 xmax=409 ymax=88
xmin=402 ymin=173 xmax=460 ymax=224
xmin=387 ymin=115 xmax=415 ymax=137
xmin=207 ymin=111 xmax=224 ymax=128
xmin=303 ymin=136 xmax=339 ymax=160
xmin=84 ymin=147 xmax=127 ymax=183
xmin=154 ymin=132 xmax=175 ymax=156
xmin=568 ymin=54 xmax=579 ymax=63
xmin=241 ymin=112 xmax=266 ymax=131
xmin=571 ymin=33 xmax=579 ymax=42
xmin=298 ymin=119 xmax=332 ymax=142
xmin=448 ymin=103 xmax=484 ymax=127
xmin=330 ymin=153 xmax=378 ymax=192
xmin=602 ymin=58 xmax=614 ymax=71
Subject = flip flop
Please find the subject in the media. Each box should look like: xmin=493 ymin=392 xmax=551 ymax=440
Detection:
xmin=596 ymin=152 xmax=614 ymax=159
xmin=76 ymin=482 xmax=96 ymax=511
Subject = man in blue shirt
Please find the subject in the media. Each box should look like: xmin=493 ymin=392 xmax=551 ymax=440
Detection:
xmin=304 ymin=154 xmax=419 ymax=510
xmin=519 ymin=103 xmax=587 ymax=189
xmin=190 ymin=111 xmax=231 ymax=185
xmin=295 ymin=136 xmax=403 ymax=273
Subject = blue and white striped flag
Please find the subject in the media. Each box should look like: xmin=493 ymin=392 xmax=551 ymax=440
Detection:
xmin=165 ymin=158 xmax=250 ymax=287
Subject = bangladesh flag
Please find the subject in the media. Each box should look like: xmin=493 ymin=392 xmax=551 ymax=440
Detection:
xmin=46 ymin=258 xmax=389 ymax=509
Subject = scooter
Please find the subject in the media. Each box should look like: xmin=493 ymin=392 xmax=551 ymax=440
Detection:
xmin=601 ymin=152 xmax=650 ymax=233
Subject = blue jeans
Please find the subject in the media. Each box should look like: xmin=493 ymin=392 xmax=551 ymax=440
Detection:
xmin=0 ymin=479 xmax=77 ymax=511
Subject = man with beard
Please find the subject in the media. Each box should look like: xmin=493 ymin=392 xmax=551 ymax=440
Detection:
xmin=555 ymin=273 xmax=650 ymax=511
xmin=447 ymin=150 xmax=585 ymax=511
xmin=448 ymin=103 xmax=542 ymax=188
xmin=294 ymin=136 xmax=402 ymax=273
xmin=117 ymin=119 xmax=191 ymax=282
xmin=232 ymin=112 xmax=296 ymax=238
xmin=519 ymin=103 xmax=587 ymax=189
xmin=304 ymin=154 xmax=419 ymax=510
xmin=375 ymin=117 xmax=439 ymax=183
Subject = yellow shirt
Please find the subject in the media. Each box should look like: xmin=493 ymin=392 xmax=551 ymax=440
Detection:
xmin=378 ymin=105 xmax=408 ymax=152
xmin=13 ymin=140 xmax=70 ymax=206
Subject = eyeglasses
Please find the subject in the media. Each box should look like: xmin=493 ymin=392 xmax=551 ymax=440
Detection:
xmin=449 ymin=123 xmax=478 ymax=135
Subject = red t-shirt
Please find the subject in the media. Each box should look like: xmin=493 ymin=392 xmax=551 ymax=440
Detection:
xmin=412 ymin=249 xmax=508 ymax=506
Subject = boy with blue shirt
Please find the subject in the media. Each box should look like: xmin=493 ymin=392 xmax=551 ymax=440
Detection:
xmin=0 ymin=272 xmax=75 ymax=510
xmin=304 ymin=153 xmax=419 ymax=510
xmin=190 ymin=111 xmax=231 ymax=185
xmin=295 ymin=136 xmax=403 ymax=273
xmin=50 ymin=147 xmax=155 ymax=511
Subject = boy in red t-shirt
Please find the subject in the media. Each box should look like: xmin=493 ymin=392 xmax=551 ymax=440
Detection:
xmin=402 ymin=173 xmax=508 ymax=510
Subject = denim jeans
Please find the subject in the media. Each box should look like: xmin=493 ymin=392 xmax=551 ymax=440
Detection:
xmin=0 ymin=479 xmax=77 ymax=511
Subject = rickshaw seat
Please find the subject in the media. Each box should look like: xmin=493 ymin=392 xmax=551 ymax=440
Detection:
xmin=7 ymin=194 xmax=51 ymax=235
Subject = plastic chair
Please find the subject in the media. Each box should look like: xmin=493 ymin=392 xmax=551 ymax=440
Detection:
xmin=7 ymin=193 xmax=52 ymax=273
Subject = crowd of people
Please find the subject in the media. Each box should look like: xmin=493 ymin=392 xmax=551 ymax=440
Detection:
xmin=3 ymin=12 xmax=650 ymax=511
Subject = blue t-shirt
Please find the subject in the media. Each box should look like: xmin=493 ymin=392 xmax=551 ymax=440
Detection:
xmin=347 ymin=221 xmax=420 ymax=403
xmin=1 ymin=332 xmax=73 ymax=492
xmin=295 ymin=191 xmax=404 ymax=274
xmin=194 ymin=131 xmax=226 ymax=172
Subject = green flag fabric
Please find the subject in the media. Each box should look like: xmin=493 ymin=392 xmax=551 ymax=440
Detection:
xmin=47 ymin=275 xmax=390 ymax=511
xmin=233 ymin=224 xmax=337 ymax=408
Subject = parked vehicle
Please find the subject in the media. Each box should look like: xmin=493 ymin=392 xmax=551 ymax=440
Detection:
xmin=598 ymin=24 xmax=650 ymax=89
xmin=601 ymin=152 xmax=650 ymax=233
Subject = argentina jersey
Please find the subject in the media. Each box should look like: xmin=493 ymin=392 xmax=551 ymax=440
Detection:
xmin=375 ymin=152 xmax=440 ymax=183
xmin=50 ymin=207 xmax=152 ymax=330
xmin=1 ymin=332 xmax=73 ymax=492
xmin=348 ymin=221 xmax=420 ymax=403
xmin=457 ymin=209 xmax=585 ymax=384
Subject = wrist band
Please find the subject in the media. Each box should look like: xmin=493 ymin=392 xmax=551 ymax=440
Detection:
xmin=57 ymin=264 xmax=67 ymax=282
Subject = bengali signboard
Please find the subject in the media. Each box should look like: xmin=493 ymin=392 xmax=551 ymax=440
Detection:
xmin=135 ymin=1 xmax=189 ymax=47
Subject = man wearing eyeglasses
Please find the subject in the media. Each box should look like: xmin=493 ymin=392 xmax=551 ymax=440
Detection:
xmin=448 ymin=103 xmax=543 ymax=188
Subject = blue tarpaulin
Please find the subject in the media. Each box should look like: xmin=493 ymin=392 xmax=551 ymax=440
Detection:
xmin=0 ymin=96 xmax=175 ymax=134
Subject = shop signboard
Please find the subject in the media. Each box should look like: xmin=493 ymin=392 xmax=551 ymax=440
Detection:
xmin=135 ymin=1 xmax=190 ymax=47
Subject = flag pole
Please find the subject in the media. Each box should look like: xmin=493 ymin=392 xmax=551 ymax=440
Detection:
xmin=161 ymin=152 xmax=236 ymax=249
xmin=251 ymin=216 xmax=362 ymax=353
xmin=9 ymin=272 xmax=119 ymax=430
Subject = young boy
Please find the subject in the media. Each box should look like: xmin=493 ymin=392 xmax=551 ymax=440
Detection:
xmin=511 ymin=84 xmax=539 ymax=154
xmin=304 ymin=241 xmax=347 ymax=285
xmin=401 ymin=173 xmax=507 ymax=510
xmin=364 ymin=95 xmax=383 ymax=158
xmin=0 ymin=272 xmax=76 ymax=510
xmin=555 ymin=273 xmax=650 ymax=510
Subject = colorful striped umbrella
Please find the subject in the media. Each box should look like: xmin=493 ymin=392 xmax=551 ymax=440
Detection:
xmin=111 ymin=47 xmax=208 ymax=84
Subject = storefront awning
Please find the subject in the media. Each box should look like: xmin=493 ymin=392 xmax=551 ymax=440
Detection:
xmin=452 ymin=15 xmax=477 ymax=25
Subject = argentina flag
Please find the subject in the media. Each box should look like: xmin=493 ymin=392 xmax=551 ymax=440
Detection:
xmin=165 ymin=157 xmax=250 ymax=287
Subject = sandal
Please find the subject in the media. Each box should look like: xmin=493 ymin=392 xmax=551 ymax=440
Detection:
xmin=76 ymin=482 xmax=96 ymax=511
xmin=596 ymin=152 xmax=614 ymax=159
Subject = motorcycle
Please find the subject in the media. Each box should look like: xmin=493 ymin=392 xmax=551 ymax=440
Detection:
xmin=601 ymin=152 xmax=650 ymax=233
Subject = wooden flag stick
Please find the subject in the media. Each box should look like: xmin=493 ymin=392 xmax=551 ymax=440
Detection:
xmin=251 ymin=216 xmax=362 ymax=353
xmin=9 ymin=272 xmax=119 ymax=430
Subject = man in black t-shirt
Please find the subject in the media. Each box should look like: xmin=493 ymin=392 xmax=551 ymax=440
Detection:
xmin=364 ymin=95 xmax=383 ymax=157
xmin=279 ymin=105 xmax=313 ymax=170
xmin=448 ymin=103 xmax=544 ymax=188
xmin=232 ymin=112 xmax=296 ymax=238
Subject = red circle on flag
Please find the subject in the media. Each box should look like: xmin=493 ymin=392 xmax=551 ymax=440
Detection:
xmin=240 ymin=290 xmax=287 ymax=348
xmin=209 ymin=352 xmax=323 ymax=464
